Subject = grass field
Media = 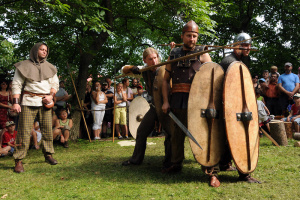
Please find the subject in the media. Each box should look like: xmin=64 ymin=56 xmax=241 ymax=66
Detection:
xmin=0 ymin=136 xmax=299 ymax=200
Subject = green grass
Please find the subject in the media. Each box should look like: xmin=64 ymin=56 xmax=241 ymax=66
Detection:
xmin=0 ymin=136 xmax=299 ymax=200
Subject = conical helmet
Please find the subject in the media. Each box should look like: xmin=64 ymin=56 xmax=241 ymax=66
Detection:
xmin=182 ymin=20 xmax=199 ymax=33
xmin=234 ymin=32 xmax=252 ymax=44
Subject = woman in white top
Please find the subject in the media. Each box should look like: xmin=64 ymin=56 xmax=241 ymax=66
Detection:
xmin=91 ymin=81 xmax=108 ymax=140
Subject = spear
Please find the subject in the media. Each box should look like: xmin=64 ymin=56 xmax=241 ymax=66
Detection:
xmin=158 ymin=43 xmax=258 ymax=51
xmin=115 ymin=36 xmax=258 ymax=79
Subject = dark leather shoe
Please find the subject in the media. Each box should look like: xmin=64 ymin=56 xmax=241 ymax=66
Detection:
xmin=14 ymin=160 xmax=24 ymax=173
xmin=45 ymin=155 xmax=58 ymax=165
xmin=209 ymin=176 xmax=220 ymax=187
xmin=63 ymin=141 xmax=69 ymax=148
xmin=238 ymin=175 xmax=261 ymax=183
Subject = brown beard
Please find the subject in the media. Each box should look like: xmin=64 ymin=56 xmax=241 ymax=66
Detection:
xmin=183 ymin=43 xmax=194 ymax=50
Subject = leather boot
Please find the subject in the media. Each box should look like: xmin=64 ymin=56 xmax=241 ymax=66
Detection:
xmin=14 ymin=159 xmax=24 ymax=173
xmin=45 ymin=155 xmax=58 ymax=165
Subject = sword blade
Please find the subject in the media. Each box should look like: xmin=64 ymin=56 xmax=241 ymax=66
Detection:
xmin=168 ymin=111 xmax=203 ymax=150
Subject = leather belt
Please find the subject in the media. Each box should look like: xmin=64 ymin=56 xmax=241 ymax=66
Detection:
xmin=171 ymin=83 xmax=191 ymax=93
xmin=24 ymin=91 xmax=49 ymax=97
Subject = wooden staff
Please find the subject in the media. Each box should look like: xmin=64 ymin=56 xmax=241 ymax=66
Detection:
xmin=259 ymin=127 xmax=280 ymax=147
xmin=158 ymin=43 xmax=258 ymax=51
xmin=116 ymin=36 xmax=258 ymax=79
xmin=67 ymin=63 xmax=92 ymax=142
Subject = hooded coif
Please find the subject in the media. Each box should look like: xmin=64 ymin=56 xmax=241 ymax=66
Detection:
xmin=14 ymin=43 xmax=57 ymax=82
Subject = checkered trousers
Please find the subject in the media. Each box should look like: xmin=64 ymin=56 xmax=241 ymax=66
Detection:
xmin=13 ymin=106 xmax=54 ymax=160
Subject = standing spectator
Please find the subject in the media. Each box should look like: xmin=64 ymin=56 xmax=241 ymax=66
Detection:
xmin=278 ymin=62 xmax=300 ymax=116
xmin=122 ymin=78 xmax=134 ymax=105
xmin=12 ymin=42 xmax=59 ymax=173
xmin=258 ymin=78 xmax=267 ymax=103
xmin=2 ymin=121 xmax=20 ymax=155
xmin=114 ymin=83 xmax=127 ymax=139
xmin=55 ymin=81 xmax=71 ymax=115
xmin=91 ymin=81 xmax=107 ymax=140
xmin=131 ymin=78 xmax=138 ymax=96
xmin=265 ymin=73 xmax=281 ymax=115
xmin=252 ymin=75 xmax=260 ymax=89
xmin=81 ymin=81 xmax=92 ymax=139
xmin=105 ymin=77 xmax=114 ymax=94
xmin=0 ymin=80 xmax=13 ymax=131
xmin=101 ymin=81 xmax=113 ymax=138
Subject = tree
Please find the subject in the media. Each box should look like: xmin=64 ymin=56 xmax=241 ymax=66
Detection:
xmin=1 ymin=0 xmax=215 ymax=139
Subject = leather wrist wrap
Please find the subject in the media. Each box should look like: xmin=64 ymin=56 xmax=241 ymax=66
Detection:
xmin=13 ymin=98 xmax=20 ymax=104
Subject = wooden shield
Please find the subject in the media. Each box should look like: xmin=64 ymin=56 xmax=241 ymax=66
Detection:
xmin=129 ymin=96 xmax=150 ymax=139
xmin=223 ymin=61 xmax=259 ymax=174
xmin=188 ymin=62 xmax=225 ymax=167
xmin=153 ymin=65 xmax=166 ymax=123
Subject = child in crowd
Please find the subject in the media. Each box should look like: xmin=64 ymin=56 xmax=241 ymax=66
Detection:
xmin=53 ymin=109 xmax=73 ymax=148
xmin=1 ymin=121 xmax=21 ymax=155
xmin=256 ymin=89 xmax=271 ymax=133
xmin=281 ymin=93 xmax=300 ymax=132
xmin=31 ymin=121 xmax=42 ymax=150
xmin=256 ymin=87 xmax=266 ymax=105
xmin=114 ymin=83 xmax=127 ymax=139
xmin=262 ymin=70 xmax=269 ymax=85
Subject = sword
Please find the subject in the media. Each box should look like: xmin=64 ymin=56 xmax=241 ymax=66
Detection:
xmin=149 ymin=103 xmax=202 ymax=150
xmin=168 ymin=111 xmax=203 ymax=150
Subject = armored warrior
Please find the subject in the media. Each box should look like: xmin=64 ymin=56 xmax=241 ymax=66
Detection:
xmin=219 ymin=32 xmax=261 ymax=184
xmin=161 ymin=21 xmax=215 ymax=178
xmin=121 ymin=47 xmax=172 ymax=169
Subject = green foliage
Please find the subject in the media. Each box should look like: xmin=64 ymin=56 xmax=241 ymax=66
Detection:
xmin=0 ymin=38 xmax=18 ymax=79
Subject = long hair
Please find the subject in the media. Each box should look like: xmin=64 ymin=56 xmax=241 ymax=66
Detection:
xmin=142 ymin=47 xmax=160 ymax=63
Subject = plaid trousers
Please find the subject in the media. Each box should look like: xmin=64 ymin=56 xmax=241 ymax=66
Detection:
xmin=14 ymin=106 xmax=54 ymax=160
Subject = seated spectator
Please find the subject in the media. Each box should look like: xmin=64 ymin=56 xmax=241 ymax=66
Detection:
xmin=280 ymin=93 xmax=300 ymax=132
xmin=0 ymin=127 xmax=11 ymax=157
xmin=1 ymin=121 xmax=20 ymax=155
xmin=91 ymin=81 xmax=107 ymax=140
xmin=256 ymin=88 xmax=265 ymax=105
xmin=55 ymin=81 xmax=72 ymax=116
xmin=256 ymin=89 xmax=271 ymax=133
xmin=53 ymin=109 xmax=73 ymax=148
xmin=114 ymin=83 xmax=127 ymax=139
xmin=31 ymin=121 xmax=42 ymax=150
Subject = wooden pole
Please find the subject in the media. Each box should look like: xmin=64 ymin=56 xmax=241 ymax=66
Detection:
xmin=259 ymin=127 xmax=280 ymax=147
xmin=116 ymin=36 xmax=258 ymax=79
xmin=67 ymin=63 xmax=92 ymax=142
xmin=158 ymin=43 xmax=258 ymax=51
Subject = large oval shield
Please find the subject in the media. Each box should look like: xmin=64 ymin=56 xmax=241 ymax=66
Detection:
xmin=188 ymin=62 xmax=225 ymax=167
xmin=223 ymin=61 xmax=259 ymax=174
xmin=153 ymin=65 xmax=166 ymax=123
xmin=129 ymin=96 xmax=150 ymax=139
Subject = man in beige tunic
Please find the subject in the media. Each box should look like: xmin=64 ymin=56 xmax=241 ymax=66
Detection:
xmin=12 ymin=43 xmax=59 ymax=173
